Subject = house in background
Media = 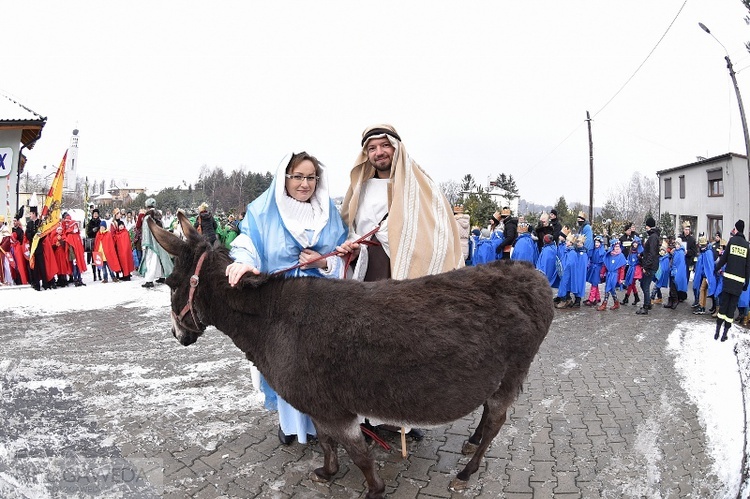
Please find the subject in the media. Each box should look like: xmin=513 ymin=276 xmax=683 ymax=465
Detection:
xmin=656 ymin=153 xmax=749 ymax=240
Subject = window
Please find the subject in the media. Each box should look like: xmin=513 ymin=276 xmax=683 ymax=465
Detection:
xmin=707 ymin=216 xmax=723 ymax=239
xmin=664 ymin=178 xmax=672 ymax=199
xmin=679 ymin=175 xmax=685 ymax=199
xmin=707 ymin=169 xmax=724 ymax=197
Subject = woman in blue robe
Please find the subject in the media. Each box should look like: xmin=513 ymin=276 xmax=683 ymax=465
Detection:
xmin=226 ymin=152 xmax=348 ymax=445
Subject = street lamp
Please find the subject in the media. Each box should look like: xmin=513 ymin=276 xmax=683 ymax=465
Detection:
xmin=699 ymin=22 xmax=750 ymax=225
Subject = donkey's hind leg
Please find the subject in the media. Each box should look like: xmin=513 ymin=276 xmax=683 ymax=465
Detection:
xmin=450 ymin=379 xmax=519 ymax=491
xmin=310 ymin=422 xmax=339 ymax=482
xmin=462 ymin=402 xmax=490 ymax=455
xmin=315 ymin=418 xmax=385 ymax=499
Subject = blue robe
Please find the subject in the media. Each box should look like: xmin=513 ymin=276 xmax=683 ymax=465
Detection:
xmin=536 ymin=241 xmax=560 ymax=287
xmin=473 ymin=238 xmax=497 ymax=266
xmin=603 ymin=250 xmax=627 ymax=293
xmin=692 ymin=247 xmax=717 ymax=296
xmin=586 ymin=244 xmax=606 ymax=285
xmin=230 ymin=163 xmax=348 ymax=443
xmin=511 ymin=232 xmax=538 ymax=264
xmin=655 ymin=253 xmax=671 ymax=288
xmin=557 ymin=246 xmax=588 ymax=298
xmin=578 ymin=222 xmax=594 ymax=256
xmin=739 ymin=285 xmax=750 ymax=309
xmin=625 ymin=249 xmax=641 ymax=286
xmin=670 ymin=247 xmax=688 ymax=293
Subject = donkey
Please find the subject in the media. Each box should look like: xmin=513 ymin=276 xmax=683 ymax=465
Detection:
xmin=149 ymin=213 xmax=553 ymax=499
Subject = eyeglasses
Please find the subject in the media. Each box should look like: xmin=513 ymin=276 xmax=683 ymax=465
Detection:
xmin=285 ymin=174 xmax=319 ymax=183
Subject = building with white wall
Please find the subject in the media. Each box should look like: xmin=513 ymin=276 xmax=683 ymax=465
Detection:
xmin=656 ymin=153 xmax=749 ymax=239
xmin=0 ymin=94 xmax=46 ymax=219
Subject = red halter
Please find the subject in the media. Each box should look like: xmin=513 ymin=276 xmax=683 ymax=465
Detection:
xmin=174 ymin=251 xmax=208 ymax=333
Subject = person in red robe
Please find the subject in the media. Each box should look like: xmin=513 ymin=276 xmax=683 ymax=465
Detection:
xmin=63 ymin=215 xmax=87 ymax=286
xmin=93 ymin=220 xmax=121 ymax=283
xmin=41 ymin=234 xmax=59 ymax=288
xmin=110 ymin=212 xmax=135 ymax=280
xmin=52 ymin=224 xmax=73 ymax=287
xmin=9 ymin=231 xmax=29 ymax=285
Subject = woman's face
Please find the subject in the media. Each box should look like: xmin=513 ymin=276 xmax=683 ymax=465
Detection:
xmin=285 ymin=159 xmax=318 ymax=203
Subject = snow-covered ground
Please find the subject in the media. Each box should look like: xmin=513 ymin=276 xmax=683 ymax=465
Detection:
xmin=1 ymin=276 xmax=750 ymax=497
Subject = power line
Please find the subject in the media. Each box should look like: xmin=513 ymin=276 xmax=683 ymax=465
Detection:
xmin=593 ymin=0 xmax=688 ymax=118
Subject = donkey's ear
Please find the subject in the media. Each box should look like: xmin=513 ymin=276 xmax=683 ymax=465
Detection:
xmin=148 ymin=217 xmax=186 ymax=257
xmin=178 ymin=211 xmax=198 ymax=239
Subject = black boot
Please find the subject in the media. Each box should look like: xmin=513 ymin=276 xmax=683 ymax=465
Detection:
xmin=278 ymin=426 xmax=294 ymax=445
xmin=621 ymin=293 xmax=630 ymax=305
xmin=715 ymin=319 xmax=722 ymax=340
xmin=632 ymin=292 xmax=640 ymax=306
xmin=663 ymin=297 xmax=673 ymax=308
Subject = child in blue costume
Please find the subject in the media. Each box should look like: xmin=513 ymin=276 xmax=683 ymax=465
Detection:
xmin=536 ymin=234 xmax=560 ymax=288
xmin=584 ymin=236 xmax=606 ymax=306
xmin=691 ymin=236 xmax=717 ymax=315
xmin=650 ymin=243 xmax=671 ymax=304
xmin=597 ymin=238 xmax=627 ymax=311
xmin=556 ymin=234 xmax=589 ymax=308
xmin=227 ymin=152 xmax=347 ymax=446
xmin=665 ymin=240 xmax=688 ymax=309
xmin=511 ymin=222 xmax=539 ymax=264
xmin=621 ymin=235 xmax=644 ymax=305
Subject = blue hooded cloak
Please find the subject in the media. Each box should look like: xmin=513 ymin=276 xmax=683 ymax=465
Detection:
xmin=511 ymin=232 xmax=539 ymax=264
xmin=536 ymin=241 xmax=560 ymax=287
xmin=692 ymin=246 xmax=717 ymax=296
xmin=670 ymin=246 xmax=688 ymax=292
xmin=603 ymin=249 xmax=627 ymax=293
xmin=586 ymin=243 xmax=606 ymax=285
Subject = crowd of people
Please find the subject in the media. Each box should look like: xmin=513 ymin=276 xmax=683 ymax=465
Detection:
xmin=464 ymin=209 xmax=750 ymax=341
xmin=0 ymin=197 xmax=241 ymax=291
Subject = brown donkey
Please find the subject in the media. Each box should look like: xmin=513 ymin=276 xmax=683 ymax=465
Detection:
xmin=149 ymin=213 xmax=553 ymax=498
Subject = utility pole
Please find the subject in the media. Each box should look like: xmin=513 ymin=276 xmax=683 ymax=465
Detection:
xmin=724 ymin=55 xmax=750 ymax=224
xmin=586 ymin=111 xmax=594 ymax=223
xmin=699 ymin=22 xmax=750 ymax=228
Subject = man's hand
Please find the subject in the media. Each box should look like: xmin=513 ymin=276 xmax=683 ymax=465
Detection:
xmin=336 ymin=241 xmax=361 ymax=259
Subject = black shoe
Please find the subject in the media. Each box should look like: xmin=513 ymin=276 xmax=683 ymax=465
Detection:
xmin=636 ymin=307 xmax=648 ymax=315
xmin=621 ymin=295 xmax=629 ymax=305
xmin=142 ymin=282 xmax=154 ymax=288
xmin=721 ymin=333 xmax=729 ymax=342
xmin=632 ymin=294 xmax=640 ymax=306
xmin=693 ymin=307 xmax=706 ymax=315
xmin=278 ymin=427 xmax=294 ymax=445
xmin=407 ymin=428 xmax=425 ymax=441
xmin=708 ymin=307 xmax=716 ymax=315
xmin=156 ymin=277 xmax=166 ymax=283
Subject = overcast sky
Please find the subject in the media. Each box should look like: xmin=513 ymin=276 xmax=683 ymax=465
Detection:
xmin=3 ymin=0 xmax=750 ymax=207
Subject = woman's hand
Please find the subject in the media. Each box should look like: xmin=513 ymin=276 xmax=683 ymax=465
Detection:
xmin=226 ymin=262 xmax=260 ymax=287
xmin=299 ymin=248 xmax=326 ymax=270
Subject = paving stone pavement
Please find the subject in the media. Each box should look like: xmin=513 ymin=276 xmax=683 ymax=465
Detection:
xmin=1 ymin=280 xmax=748 ymax=498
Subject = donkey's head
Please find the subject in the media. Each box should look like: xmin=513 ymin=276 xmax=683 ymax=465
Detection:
xmin=147 ymin=211 xmax=213 ymax=346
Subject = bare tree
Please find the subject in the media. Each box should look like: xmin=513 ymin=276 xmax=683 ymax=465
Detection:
xmin=603 ymin=172 xmax=658 ymax=228
xmin=439 ymin=180 xmax=461 ymax=207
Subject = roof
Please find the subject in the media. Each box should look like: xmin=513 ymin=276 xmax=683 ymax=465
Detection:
xmin=0 ymin=93 xmax=47 ymax=149
xmin=656 ymin=152 xmax=747 ymax=176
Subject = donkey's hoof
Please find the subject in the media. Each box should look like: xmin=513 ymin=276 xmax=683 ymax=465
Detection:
xmin=449 ymin=477 xmax=469 ymax=491
xmin=310 ymin=468 xmax=332 ymax=483
xmin=461 ymin=441 xmax=478 ymax=455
